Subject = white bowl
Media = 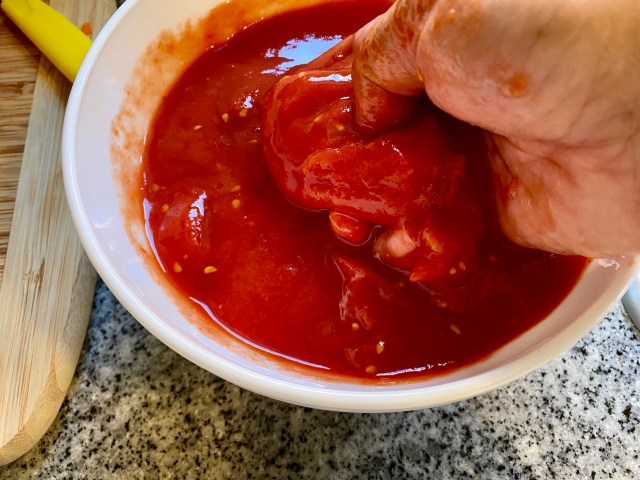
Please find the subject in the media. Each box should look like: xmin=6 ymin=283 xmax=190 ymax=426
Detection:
xmin=62 ymin=0 xmax=638 ymax=412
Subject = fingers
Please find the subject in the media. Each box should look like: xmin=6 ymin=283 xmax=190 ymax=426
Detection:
xmin=353 ymin=2 xmax=428 ymax=95
xmin=352 ymin=74 xmax=419 ymax=136
xmin=352 ymin=0 xmax=430 ymax=134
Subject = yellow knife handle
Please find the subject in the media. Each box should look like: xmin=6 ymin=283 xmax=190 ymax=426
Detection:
xmin=1 ymin=0 xmax=92 ymax=82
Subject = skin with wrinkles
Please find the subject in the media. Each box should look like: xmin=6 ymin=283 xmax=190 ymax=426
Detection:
xmin=353 ymin=0 xmax=640 ymax=257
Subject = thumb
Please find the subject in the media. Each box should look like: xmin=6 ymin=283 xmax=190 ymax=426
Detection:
xmin=352 ymin=1 xmax=428 ymax=134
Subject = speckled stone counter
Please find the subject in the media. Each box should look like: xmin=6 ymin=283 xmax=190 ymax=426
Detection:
xmin=1 ymin=280 xmax=639 ymax=479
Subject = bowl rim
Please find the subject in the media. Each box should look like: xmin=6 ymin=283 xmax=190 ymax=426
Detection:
xmin=62 ymin=0 xmax=639 ymax=412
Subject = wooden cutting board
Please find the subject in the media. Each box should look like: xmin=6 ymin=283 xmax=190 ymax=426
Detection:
xmin=0 ymin=0 xmax=116 ymax=465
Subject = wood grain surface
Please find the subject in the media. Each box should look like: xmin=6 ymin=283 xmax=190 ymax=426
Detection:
xmin=0 ymin=15 xmax=39 ymax=278
xmin=0 ymin=0 xmax=116 ymax=466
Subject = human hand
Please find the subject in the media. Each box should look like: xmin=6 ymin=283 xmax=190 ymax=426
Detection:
xmin=353 ymin=0 xmax=640 ymax=258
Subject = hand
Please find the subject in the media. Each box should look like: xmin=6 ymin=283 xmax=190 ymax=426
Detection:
xmin=353 ymin=0 xmax=640 ymax=258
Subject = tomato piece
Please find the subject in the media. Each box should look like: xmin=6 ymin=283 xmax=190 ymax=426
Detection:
xmin=262 ymin=56 xmax=484 ymax=283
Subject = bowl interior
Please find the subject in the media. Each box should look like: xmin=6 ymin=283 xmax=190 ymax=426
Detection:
xmin=63 ymin=0 xmax=638 ymax=412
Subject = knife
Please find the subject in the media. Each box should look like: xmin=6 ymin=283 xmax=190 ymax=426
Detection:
xmin=1 ymin=0 xmax=91 ymax=82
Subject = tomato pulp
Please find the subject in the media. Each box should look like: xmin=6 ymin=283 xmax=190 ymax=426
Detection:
xmin=143 ymin=0 xmax=587 ymax=380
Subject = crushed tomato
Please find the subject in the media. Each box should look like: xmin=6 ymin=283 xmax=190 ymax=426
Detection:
xmin=142 ymin=0 xmax=587 ymax=380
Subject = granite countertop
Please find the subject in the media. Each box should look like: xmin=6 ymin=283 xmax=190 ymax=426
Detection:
xmin=0 ymin=280 xmax=638 ymax=479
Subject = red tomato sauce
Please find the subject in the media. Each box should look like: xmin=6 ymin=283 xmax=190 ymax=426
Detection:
xmin=142 ymin=0 xmax=587 ymax=380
